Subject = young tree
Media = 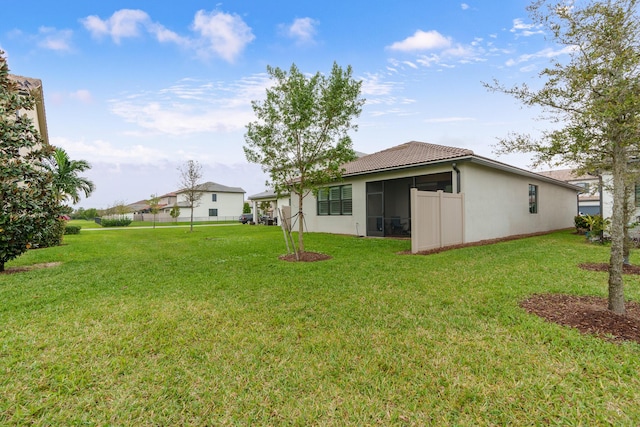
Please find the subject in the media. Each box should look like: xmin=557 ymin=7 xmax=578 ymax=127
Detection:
xmin=169 ymin=203 xmax=180 ymax=223
xmin=244 ymin=62 xmax=364 ymax=256
xmin=178 ymin=160 xmax=203 ymax=232
xmin=0 ymin=51 xmax=60 ymax=271
xmin=45 ymin=147 xmax=95 ymax=204
xmin=485 ymin=0 xmax=640 ymax=315
xmin=104 ymin=200 xmax=131 ymax=218
xmin=243 ymin=202 xmax=251 ymax=214
xmin=82 ymin=208 xmax=98 ymax=221
xmin=146 ymin=193 xmax=161 ymax=228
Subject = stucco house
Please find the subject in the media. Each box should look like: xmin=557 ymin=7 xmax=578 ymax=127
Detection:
xmin=9 ymin=74 xmax=49 ymax=144
xmin=537 ymin=169 xmax=601 ymax=215
xmin=291 ymin=141 xmax=582 ymax=250
xmin=171 ymin=181 xmax=245 ymax=221
xmin=247 ymin=190 xmax=290 ymax=224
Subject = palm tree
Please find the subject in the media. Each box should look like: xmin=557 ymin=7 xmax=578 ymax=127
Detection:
xmin=46 ymin=147 xmax=95 ymax=204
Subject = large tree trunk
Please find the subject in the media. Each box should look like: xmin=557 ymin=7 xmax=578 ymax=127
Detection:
xmin=608 ymin=146 xmax=626 ymax=315
xmin=298 ymin=191 xmax=305 ymax=254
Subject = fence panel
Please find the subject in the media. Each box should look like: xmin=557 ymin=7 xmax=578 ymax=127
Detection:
xmin=411 ymin=189 xmax=464 ymax=253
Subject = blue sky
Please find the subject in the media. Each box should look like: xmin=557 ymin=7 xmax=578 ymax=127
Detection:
xmin=1 ymin=1 xmax=569 ymax=209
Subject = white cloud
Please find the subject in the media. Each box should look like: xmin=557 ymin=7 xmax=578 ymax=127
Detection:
xmin=69 ymin=89 xmax=93 ymax=104
xmin=191 ymin=10 xmax=255 ymax=62
xmin=37 ymin=27 xmax=73 ymax=52
xmin=505 ymin=45 xmax=575 ymax=66
xmin=387 ymin=29 xmax=488 ymax=68
xmin=108 ymin=74 xmax=270 ymax=136
xmin=461 ymin=3 xmax=470 ymax=10
xmin=423 ymin=117 xmax=476 ymax=123
xmin=51 ymin=136 xmax=171 ymax=165
xmin=387 ymin=30 xmax=451 ymax=52
xmin=81 ymin=9 xmax=254 ymax=62
xmin=82 ymin=9 xmax=150 ymax=43
xmin=283 ymin=17 xmax=318 ymax=45
xmin=360 ymin=73 xmax=397 ymax=96
xmin=510 ymin=18 xmax=544 ymax=37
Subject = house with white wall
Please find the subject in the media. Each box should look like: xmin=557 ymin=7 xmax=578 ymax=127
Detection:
xmin=172 ymin=182 xmax=245 ymax=221
xmin=247 ymin=190 xmax=290 ymax=224
xmin=291 ymin=141 xmax=582 ymax=248
xmin=9 ymin=74 xmax=49 ymax=146
xmin=537 ymin=169 xmax=601 ymax=215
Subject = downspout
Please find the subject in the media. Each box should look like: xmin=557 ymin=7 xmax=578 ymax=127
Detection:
xmin=452 ymin=163 xmax=461 ymax=193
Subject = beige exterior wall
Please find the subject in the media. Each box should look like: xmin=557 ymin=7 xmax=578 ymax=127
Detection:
xmin=293 ymin=161 xmax=578 ymax=242
xmin=293 ymin=164 xmax=454 ymax=236
xmin=461 ymin=162 xmax=577 ymax=242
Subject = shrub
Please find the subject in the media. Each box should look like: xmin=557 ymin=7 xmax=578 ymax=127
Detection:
xmin=64 ymin=225 xmax=81 ymax=235
xmin=32 ymin=218 xmax=66 ymax=248
xmin=101 ymin=218 xmax=132 ymax=227
xmin=584 ymin=215 xmax=610 ymax=244
xmin=574 ymin=215 xmax=588 ymax=231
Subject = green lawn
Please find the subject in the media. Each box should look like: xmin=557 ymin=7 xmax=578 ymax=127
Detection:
xmin=67 ymin=219 xmax=239 ymax=229
xmin=1 ymin=227 xmax=639 ymax=425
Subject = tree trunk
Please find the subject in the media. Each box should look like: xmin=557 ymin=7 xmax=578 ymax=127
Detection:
xmin=190 ymin=207 xmax=194 ymax=232
xmin=0 ymin=262 xmax=4 ymax=272
xmin=608 ymin=145 xmax=626 ymax=315
xmin=298 ymin=191 xmax=305 ymax=254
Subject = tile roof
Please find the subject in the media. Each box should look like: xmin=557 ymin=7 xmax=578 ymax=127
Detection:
xmin=177 ymin=181 xmax=245 ymax=194
xmin=8 ymin=74 xmax=42 ymax=93
xmin=537 ymin=169 xmax=597 ymax=182
xmin=342 ymin=141 xmax=474 ymax=176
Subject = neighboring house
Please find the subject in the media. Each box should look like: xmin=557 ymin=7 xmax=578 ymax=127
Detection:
xmin=247 ymin=190 xmax=290 ymax=224
xmin=537 ymin=169 xmax=601 ymax=215
xmin=9 ymin=74 xmax=50 ymax=150
xmin=291 ymin=141 xmax=582 ymax=248
xmin=172 ymin=181 xmax=245 ymax=221
xmin=601 ymin=173 xmax=640 ymax=223
xmin=128 ymin=192 xmax=178 ymax=214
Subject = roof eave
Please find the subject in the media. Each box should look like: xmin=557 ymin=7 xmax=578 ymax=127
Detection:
xmin=344 ymin=154 xmax=583 ymax=192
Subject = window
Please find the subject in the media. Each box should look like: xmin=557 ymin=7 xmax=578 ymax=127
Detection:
xmin=318 ymin=184 xmax=352 ymax=215
xmin=211 ymin=194 xmax=217 ymax=202
xmin=529 ymin=184 xmax=538 ymax=214
xmin=575 ymin=182 xmax=590 ymax=192
xmin=209 ymin=208 xmax=218 ymax=217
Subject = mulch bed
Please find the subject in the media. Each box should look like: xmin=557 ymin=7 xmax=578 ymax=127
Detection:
xmin=279 ymin=251 xmax=332 ymax=262
xmin=0 ymin=262 xmax=61 ymax=275
xmin=578 ymin=262 xmax=640 ymax=275
xmin=521 ymin=294 xmax=640 ymax=344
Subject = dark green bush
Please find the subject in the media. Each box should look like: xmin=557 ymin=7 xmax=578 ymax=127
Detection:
xmin=32 ymin=219 xmax=66 ymax=248
xmin=64 ymin=225 xmax=81 ymax=235
xmin=101 ymin=218 xmax=132 ymax=227
xmin=574 ymin=215 xmax=588 ymax=231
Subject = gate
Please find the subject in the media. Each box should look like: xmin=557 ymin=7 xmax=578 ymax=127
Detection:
xmin=410 ymin=188 xmax=464 ymax=253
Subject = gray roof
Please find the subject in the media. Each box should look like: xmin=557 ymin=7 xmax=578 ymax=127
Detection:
xmin=342 ymin=141 xmax=473 ymax=176
xmin=537 ymin=169 xmax=597 ymax=182
xmin=248 ymin=190 xmax=279 ymax=200
xmin=176 ymin=181 xmax=245 ymax=194
xmin=338 ymin=141 xmax=583 ymax=192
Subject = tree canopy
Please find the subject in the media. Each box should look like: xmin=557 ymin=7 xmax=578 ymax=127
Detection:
xmin=0 ymin=51 xmax=61 ymax=271
xmin=485 ymin=0 xmax=640 ymax=314
xmin=46 ymin=147 xmax=95 ymax=204
xmin=244 ymin=62 xmax=364 ymax=254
